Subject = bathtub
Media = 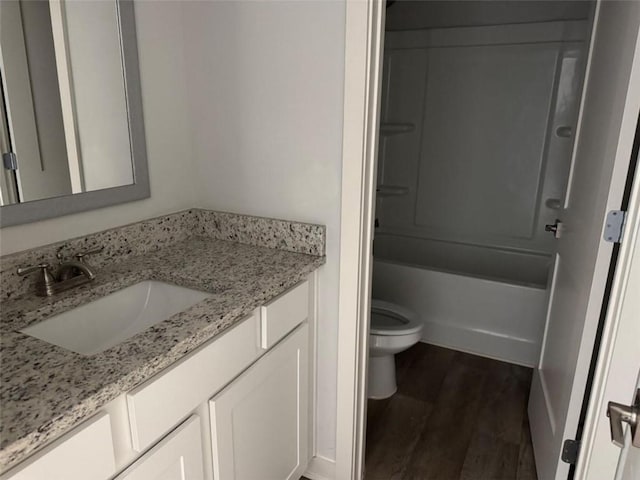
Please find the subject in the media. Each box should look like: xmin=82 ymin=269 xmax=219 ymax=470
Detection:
xmin=372 ymin=257 xmax=550 ymax=367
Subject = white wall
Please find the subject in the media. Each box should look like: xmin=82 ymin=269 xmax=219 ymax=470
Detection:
xmin=0 ymin=2 xmax=197 ymax=255
xmin=375 ymin=22 xmax=587 ymax=286
xmin=1 ymin=0 xmax=347 ymax=463
xmin=181 ymin=1 xmax=345 ymax=461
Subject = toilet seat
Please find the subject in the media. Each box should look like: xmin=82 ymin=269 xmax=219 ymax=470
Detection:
xmin=370 ymin=300 xmax=422 ymax=336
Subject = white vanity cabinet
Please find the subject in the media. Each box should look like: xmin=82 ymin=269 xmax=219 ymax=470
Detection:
xmin=210 ymin=324 xmax=308 ymax=480
xmin=115 ymin=416 xmax=204 ymax=480
xmin=2 ymin=278 xmax=315 ymax=480
xmin=1 ymin=413 xmax=116 ymax=480
xmin=125 ymin=312 xmax=264 ymax=453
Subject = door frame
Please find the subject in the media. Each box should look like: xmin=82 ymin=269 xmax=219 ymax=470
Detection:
xmin=334 ymin=1 xmax=384 ymax=479
xmin=335 ymin=1 xmax=640 ymax=479
xmin=575 ymin=122 xmax=640 ymax=477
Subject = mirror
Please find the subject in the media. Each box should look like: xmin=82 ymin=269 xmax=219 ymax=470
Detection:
xmin=0 ymin=0 xmax=148 ymax=227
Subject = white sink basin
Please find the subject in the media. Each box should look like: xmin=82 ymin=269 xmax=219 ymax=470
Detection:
xmin=21 ymin=281 xmax=212 ymax=356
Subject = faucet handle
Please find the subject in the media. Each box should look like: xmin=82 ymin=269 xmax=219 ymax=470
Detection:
xmin=17 ymin=263 xmax=57 ymax=291
xmin=75 ymin=246 xmax=104 ymax=263
xmin=17 ymin=262 xmax=52 ymax=276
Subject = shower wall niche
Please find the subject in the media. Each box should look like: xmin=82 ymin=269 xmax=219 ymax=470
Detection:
xmin=374 ymin=20 xmax=589 ymax=287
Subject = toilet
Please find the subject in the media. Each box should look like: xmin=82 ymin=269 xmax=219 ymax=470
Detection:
xmin=368 ymin=299 xmax=423 ymax=399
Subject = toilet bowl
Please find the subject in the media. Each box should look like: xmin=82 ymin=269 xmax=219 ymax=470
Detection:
xmin=368 ymin=299 xmax=423 ymax=399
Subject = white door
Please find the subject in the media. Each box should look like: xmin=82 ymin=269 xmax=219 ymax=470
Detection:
xmin=616 ymin=376 xmax=640 ymax=480
xmin=0 ymin=1 xmax=73 ymax=202
xmin=116 ymin=416 xmax=204 ymax=480
xmin=574 ymin=151 xmax=640 ymax=479
xmin=209 ymin=325 xmax=309 ymax=480
xmin=528 ymin=2 xmax=640 ymax=479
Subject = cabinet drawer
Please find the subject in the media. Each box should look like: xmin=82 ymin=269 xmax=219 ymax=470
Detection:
xmin=115 ymin=415 xmax=203 ymax=480
xmin=4 ymin=413 xmax=115 ymax=480
xmin=260 ymin=280 xmax=309 ymax=349
xmin=126 ymin=314 xmax=261 ymax=452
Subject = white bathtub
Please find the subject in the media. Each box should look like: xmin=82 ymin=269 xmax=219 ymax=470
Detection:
xmin=372 ymin=258 xmax=549 ymax=366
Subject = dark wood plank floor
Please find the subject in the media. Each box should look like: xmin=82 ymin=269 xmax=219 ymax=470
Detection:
xmin=364 ymin=343 xmax=537 ymax=480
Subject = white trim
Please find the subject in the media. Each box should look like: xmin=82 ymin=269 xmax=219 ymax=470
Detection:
xmin=304 ymin=455 xmax=336 ymax=480
xmin=579 ymin=152 xmax=640 ymax=480
xmin=575 ymin=31 xmax=640 ymax=480
xmin=306 ymin=271 xmax=320 ymax=466
xmin=49 ymin=0 xmax=84 ymax=193
xmin=334 ymin=1 xmax=385 ymax=479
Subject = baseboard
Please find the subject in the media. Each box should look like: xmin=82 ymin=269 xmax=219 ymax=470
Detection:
xmin=304 ymin=455 xmax=336 ymax=480
xmin=421 ymin=320 xmax=539 ymax=367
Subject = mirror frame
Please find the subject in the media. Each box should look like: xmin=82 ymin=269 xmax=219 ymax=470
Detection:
xmin=0 ymin=0 xmax=149 ymax=227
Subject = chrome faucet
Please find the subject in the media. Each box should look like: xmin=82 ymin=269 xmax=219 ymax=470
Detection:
xmin=17 ymin=247 xmax=103 ymax=297
xmin=56 ymin=260 xmax=96 ymax=282
xmin=56 ymin=246 xmax=102 ymax=281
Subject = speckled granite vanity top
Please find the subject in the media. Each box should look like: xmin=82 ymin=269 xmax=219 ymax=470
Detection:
xmin=0 ymin=209 xmax=325 ymax=472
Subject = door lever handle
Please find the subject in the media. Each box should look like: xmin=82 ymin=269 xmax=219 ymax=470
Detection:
xmin=607 ymin=389 xmax=639 ymax=448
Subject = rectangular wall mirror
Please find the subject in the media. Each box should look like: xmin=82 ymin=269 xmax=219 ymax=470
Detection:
xmin=0 ymin=0 xmax=149 ymax=227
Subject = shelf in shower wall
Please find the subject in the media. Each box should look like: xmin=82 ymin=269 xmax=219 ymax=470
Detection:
xmin=379 ymin=123 xmax=415 ymax=136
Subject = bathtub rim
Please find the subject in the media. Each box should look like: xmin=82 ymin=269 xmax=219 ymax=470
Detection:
xmin=373 ymin=256 xmax=549 ymax=290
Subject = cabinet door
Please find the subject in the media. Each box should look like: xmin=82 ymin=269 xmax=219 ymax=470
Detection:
xmin=210 ymin=324 xmax=309 ymax=480
xmin=116 ymin=415 xmax=203 ymax=480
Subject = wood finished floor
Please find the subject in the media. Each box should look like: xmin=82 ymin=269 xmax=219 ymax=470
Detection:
xmin=364 ymin=343 xmax=537 ymax=480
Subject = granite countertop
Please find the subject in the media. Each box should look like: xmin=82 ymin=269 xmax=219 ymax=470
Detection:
xmin=0 ymin=236 xmax=324 ymax=472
